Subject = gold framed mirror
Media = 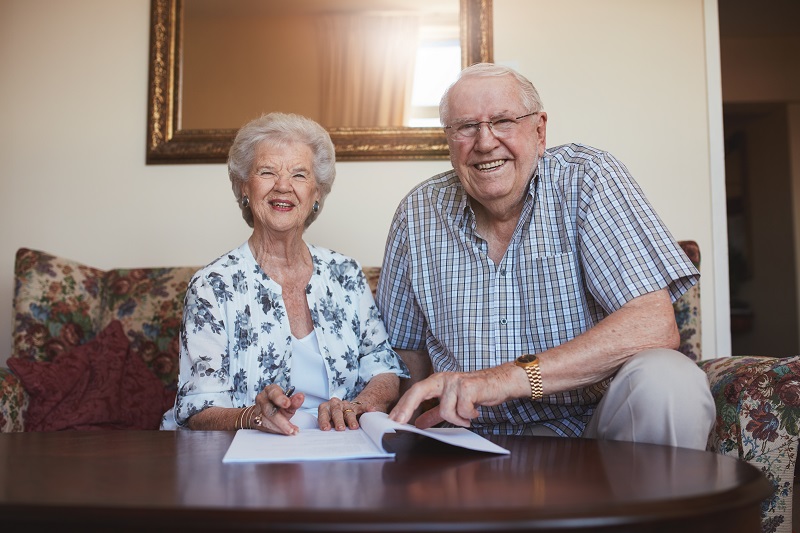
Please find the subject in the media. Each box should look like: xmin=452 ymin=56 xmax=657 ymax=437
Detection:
xmin=146 ymin=0 xmax=493 ymax=164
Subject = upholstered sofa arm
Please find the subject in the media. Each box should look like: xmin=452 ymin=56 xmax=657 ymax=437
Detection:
xmin=0 ymin=367 xmax=28 ymax=432
xmin=700 ymin=355 xmax=800 ymax=532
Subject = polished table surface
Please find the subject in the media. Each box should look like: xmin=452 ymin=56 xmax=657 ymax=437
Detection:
xmin=0 ymin=429 xmax=773 ymax=532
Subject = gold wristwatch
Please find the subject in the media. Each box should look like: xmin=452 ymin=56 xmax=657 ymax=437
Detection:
xmin=515 ymin=354 xmax=543 ymax=401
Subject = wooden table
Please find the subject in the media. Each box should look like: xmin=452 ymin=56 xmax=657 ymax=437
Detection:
xmin=0 ymin=429 xmax=772 ymax=532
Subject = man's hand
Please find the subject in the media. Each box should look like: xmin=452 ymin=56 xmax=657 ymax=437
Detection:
xmin=389 ymin=363 xmax=525 ymax=428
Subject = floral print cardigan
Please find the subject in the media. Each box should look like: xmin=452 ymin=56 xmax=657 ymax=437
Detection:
xmin=167 ymin=242 xmax=409 ymax=428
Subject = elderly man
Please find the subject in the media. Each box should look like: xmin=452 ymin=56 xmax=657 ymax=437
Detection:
xmin=377 ymin=63 xmax=715 ymax=449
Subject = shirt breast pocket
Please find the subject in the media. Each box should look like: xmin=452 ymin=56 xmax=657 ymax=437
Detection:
xmin=525 ymin=251 xmax=587 ymax=345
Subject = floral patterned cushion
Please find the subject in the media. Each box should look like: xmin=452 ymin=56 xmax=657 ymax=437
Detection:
xmin=0 ymin=368 xmax=27 ymax=432
xmin=674 ymin=240 xmax=701 ymax=361
xmin=0 ymin=248 xmax=199 ymax=431
xmin=363 ymin=267 xmax=380 ymax=299
xmin=12 ymin=248 xmax=105 ymax=362
xmin=701 ymin=355 xmax=800 ymax=533
xmin=8 ymin=320 xmax=174 ymax=431
xmin=98 ymin=266 xmax=197 ymax=385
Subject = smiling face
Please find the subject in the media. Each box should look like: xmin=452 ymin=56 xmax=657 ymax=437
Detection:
xmin=445 ymin=74 xmax=547 ymax=217
xmin=242 ymin=140 xmax=320 ymax=239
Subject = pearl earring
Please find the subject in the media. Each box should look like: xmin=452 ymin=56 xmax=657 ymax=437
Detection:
xmin=241 ymin=195 xmax=249 ymax=208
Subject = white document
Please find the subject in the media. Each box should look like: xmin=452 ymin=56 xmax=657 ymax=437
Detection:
xmin=222 ymin=411 xmax=510 ymax=463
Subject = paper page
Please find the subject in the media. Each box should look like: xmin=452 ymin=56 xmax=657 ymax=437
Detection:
xmin=222 ymin=411 xmax=509 ymax=463
xmin=222 ymin=427 xmax=394 ymax=463
xmin=290 ymin=410 xmax=321 ymax=430
xmin=360 ymin=412 xmax=510 ymax=455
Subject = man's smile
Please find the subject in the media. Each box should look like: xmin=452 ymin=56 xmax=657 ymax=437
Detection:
xmin=474 ymin=159 xmax=507 ymax=171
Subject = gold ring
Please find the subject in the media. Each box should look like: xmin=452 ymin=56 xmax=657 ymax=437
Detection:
xmin=254 ymin=415 xmax=262 ymax=426
xmin=343 ymin=409 xmax=354 ymax=413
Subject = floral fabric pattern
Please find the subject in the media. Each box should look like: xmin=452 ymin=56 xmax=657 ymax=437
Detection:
xmin=0 ymin=248 xmax=198 ymax=431
xmin=12 ymin=248 xmax=105 ymax=363
xmin=170 ymin=242 xmax=408 ymax=427
xmin=0 ymin=368 xmax=27 ymax=432
xmin=673 ymin=240 xmax=701 ymax=362
xmin=99 ymin=266 xmax=198 ymax=387
xmin=701 ymin=355 xmax=800 ymax=533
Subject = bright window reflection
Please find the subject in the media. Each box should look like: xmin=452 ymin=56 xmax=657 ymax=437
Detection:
xmin=409 ymin=40 xmax=460 ymax=127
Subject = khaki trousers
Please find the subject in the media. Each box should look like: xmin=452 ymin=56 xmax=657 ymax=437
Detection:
xmin=530 ymin=349 xmax=716 ymax=451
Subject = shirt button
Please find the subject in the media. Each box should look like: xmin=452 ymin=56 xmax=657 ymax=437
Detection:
xmin=500 ymin=268 xmax=506 ymax=276
xmin=500 ymin=318 xmax=508 ymax=325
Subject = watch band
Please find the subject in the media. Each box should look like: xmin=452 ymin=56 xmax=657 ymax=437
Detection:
xmin=519 ymin=359 xmax=544 ymax=401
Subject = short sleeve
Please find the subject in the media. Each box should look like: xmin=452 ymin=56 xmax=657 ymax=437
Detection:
xmin=577 ymin=151 xmax=699 ymax=312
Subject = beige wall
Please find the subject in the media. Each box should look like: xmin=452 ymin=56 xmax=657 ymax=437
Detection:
xmin=0 ymin=0 xmax=720 ymax=365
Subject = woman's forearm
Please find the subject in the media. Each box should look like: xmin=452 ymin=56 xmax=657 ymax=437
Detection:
xmin=187 ymin=406 xmax=249 ymax=431
xmin=353 ymin=373 xmax=400 ymax=413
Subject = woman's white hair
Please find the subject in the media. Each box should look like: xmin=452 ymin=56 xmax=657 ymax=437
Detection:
xmin=439 ymin=63 xmax=544 ymax=126
xmin=228 ymin=112 xmax=336 ymax=228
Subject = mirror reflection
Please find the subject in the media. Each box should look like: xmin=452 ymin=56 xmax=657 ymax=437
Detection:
xmin=182 ymin=0 xmax=462 ymax=130
xmin=146 ymin=0 xmax=493 ymax=163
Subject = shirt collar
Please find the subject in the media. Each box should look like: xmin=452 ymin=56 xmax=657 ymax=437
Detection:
xmin=454 ymin=166 xmax=540 ymax=231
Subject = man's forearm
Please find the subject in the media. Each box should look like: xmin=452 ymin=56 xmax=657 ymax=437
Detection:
xmin=536 ymin=288 xmax=679 ymax=396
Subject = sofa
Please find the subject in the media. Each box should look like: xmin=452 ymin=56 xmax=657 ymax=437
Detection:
xmin=1 ymin=244 xmax=798 ymax=533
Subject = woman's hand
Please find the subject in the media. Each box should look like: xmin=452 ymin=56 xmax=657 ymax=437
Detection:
xmin=317 ymin=373 xmax=400 ymax=431
xmin=317 ymin=397 xmax=370 ymax=431
xmin=252 ymin=384 xmax=305 ymax=435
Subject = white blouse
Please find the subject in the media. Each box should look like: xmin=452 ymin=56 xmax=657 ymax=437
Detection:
xmin=290 ymin=330 xmax=329 ymax=413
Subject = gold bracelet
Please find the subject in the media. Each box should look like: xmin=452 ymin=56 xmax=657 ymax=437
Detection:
xmin=235 ymin=407 xmax=244 ymax=430
xmin=245 ymin=405 xmax=256 ymax=430
xmin=236 ymin=406 xmax=251 ymax=430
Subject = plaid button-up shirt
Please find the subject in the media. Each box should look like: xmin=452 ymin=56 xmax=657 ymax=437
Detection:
xmin=377 ymin=143 xmax=698 ymax=437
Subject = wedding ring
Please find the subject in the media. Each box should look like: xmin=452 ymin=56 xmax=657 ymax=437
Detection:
xmin=343 ymin=409 xmax=355 ymax=413
xmin=254 ymin=415 xmax=262 ymax=427
xmin=351 ymin=401 xmax=362 ymax=405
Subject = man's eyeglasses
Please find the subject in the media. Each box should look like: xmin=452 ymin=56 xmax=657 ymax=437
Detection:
xmin=444 ymin=112 xmax=538 ymax=141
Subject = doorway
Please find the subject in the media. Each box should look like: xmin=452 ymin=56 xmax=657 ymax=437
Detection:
xmin=718 ymin=0 xmax=800 ymax=356
xmin=723 ymin=104 xmax=797 ymax=356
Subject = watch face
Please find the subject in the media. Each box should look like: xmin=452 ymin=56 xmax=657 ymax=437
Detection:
xmin=517 ymin=353 xmax=537 ymax=365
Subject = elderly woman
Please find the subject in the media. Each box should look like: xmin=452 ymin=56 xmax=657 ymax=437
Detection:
xmin=162 ymin=112 xmax=408 ymax=435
